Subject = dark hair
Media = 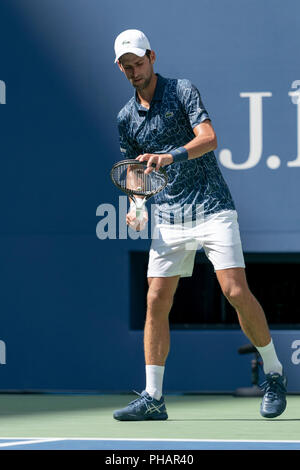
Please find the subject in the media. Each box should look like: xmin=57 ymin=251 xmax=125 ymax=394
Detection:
xmin=119 ymin=49 xmax=152 ymax=65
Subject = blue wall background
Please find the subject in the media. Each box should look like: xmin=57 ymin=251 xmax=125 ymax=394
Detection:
xmin=0 ymin=0 xmax=299 ymax=392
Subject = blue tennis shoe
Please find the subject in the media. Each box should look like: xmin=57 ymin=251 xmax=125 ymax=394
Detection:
xmin=113 ymin=390 xmax=168 ymax=421
xmin=260 ymin=372 xmax=287 ymax=418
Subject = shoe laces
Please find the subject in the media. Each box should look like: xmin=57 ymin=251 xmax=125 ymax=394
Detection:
xmin=260 ymin=376 xmax=286 ymax=401
xmin=127 ymin=390 xmax=150 ymax=408
xmin=128 ymin=391 xmax=163 ymax=414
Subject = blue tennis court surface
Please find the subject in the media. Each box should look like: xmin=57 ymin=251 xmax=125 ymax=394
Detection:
xmin=0 ymin=438 xmax=300 ymax=450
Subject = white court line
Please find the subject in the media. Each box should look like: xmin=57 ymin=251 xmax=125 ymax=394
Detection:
xmin=0 ymin=438 xmax=64 ymax=448
xmin=46 ymin=437 xmax=300 ymax=443
xmin=0 ymin=437 xmax=300 ymax=444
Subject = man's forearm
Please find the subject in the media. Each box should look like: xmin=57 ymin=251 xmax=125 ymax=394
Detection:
xmin=167 ymin=130 xmax=217 ymax=163
xmin=167 ymin=120 xmax=218 ymax=162
xmin=136 ymin=123 xmax=217 ymax=172
xmin=183 ymin=133 xmax=217 ymax=160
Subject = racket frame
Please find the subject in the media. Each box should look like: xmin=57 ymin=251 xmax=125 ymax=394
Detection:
xmin=110 ymin=159 xmax=168 ymax=221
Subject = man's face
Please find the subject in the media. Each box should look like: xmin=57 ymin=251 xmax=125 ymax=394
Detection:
xmin=118 ymin=52 xmax=155 ymax=90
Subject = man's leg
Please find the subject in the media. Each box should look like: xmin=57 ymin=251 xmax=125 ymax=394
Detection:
xmin=216 ymin=267 xmax=287 ymax=418
xmin=144 ymin=276 xmax=180 ymax=399
xmin=113 ymin=275 xmax=179 ymax=421
xmin=216 ymin=267 xmax=272 ymax=348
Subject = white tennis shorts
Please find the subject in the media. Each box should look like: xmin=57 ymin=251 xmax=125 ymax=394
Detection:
xmin=147 ymin=210 xmax=245 ymax=278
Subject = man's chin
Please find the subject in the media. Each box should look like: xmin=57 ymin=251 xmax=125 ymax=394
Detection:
xmin=132 ymin=80 xmax=145 ymax=89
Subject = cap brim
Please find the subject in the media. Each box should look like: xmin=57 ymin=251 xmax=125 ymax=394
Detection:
xmin=114 ymin=47 xmax=146 ymax=63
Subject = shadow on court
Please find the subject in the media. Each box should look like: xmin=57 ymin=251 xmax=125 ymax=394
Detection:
xmin=0 ymin=393 xmax=299 ymax=416
xmin=0 ymin=394 xmax=131 ymax=417
xmin=0 ymin=394 xmax=299 ymax=441
xmin=0 ymin=393 xmax=223 ymax=417
xmin=0 ymin=394 xmax=298 ymax=423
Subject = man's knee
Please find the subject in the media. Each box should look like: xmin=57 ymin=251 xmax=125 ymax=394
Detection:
xmin=217 ymin=268 xmax=251 ymax=308
xmin=147 ymin=286 xmax=174 ymax=308
xmin=146 ymin=282 xmax=177 ymax=318
xmin=222 ymin=283 xmax=251 ymax=308
xmin=148 ymin=277 xmax=178 ymax=301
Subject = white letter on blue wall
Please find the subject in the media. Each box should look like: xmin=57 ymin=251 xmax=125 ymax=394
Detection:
xmin=0 ymin=340 xmax=6 ymax=365
xmin=96 ymin=204 xmax=116 ymax=240
xmin=0 ymin=81 xmax=6 ymax=104
xmin=287 ymin=86 xmax=300 ymax=167
xmin=219 ymin=92 xmax=272 ymax=170
xmin=291 ymin=340 xmax=300 ymax=365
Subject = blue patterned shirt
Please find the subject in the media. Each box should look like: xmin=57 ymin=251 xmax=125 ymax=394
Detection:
xmin=117 ymin=73 xmax=235 ymax=224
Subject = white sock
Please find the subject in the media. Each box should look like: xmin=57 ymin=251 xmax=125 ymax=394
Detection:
xmin=145 ymin=365 xmax=165 ymax=400
xmin=255 ymin=339 xmax=283 ymax=375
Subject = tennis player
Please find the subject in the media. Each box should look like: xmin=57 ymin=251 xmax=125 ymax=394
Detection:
xmin=112 ymin=29 xmax=287 ymax=420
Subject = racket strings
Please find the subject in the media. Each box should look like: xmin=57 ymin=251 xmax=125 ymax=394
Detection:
xmin=112 ymin=163 xmax=165 ymax=196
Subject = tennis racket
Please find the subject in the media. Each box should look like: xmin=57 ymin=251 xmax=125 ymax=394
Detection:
xmin=110 ymin=159 xmax=168 ymax=221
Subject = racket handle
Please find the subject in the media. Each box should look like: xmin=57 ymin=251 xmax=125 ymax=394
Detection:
xmin=133 ymin=199 xmax=146 ymax=221
xmin=136 ymin=207 xmax=144 ymax=221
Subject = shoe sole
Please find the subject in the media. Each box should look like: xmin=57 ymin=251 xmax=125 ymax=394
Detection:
xmin=113 ymin=413 xmax=168 ymax=421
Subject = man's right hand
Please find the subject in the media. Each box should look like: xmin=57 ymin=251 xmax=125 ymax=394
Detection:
xmin=126 ymin=205 xmax=148 ymax=231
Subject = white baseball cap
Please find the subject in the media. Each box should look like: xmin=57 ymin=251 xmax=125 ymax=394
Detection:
xmin=114 ymin=29 xmax=151 ymax=63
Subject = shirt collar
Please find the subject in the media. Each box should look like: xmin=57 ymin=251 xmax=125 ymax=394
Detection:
xmin=152 ymin=73 xmax=166 ymax=101
xmin=134 ymin=73 xmax=166 ymax=112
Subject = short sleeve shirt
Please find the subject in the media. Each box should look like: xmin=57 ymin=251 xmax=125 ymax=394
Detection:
xmin=117 ymin=73 xmax=235 ymax=224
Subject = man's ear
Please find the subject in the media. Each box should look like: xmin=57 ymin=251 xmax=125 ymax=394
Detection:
xmin=117 ymin=60 xmax=123 ymax=72
xmin=149 ymin=50 xmax=156 ymax=65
